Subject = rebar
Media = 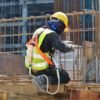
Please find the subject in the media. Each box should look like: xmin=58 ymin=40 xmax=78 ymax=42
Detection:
xmin=0 ymin=9 xmax=99 ymax=85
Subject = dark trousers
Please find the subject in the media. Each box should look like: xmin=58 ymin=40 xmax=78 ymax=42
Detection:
xmin=31 ymin=66 xmax=70 ymax=85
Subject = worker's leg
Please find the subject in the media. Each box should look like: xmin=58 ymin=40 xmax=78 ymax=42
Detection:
xmin=31 ymin=67 xmax=70 ymax=91
xmin=31 ymin=66 xmax=70 ymax=85
xmin=31 ymin=67 xmax=55 ymax=91
xmin=50 ymin=68 xmax=70 ymax=85
xmin=42 ymin=66 xmax=70 ymax=84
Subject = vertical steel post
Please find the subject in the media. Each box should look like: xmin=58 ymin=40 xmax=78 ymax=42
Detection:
xmin=72 ymin=15 xmax=75 ymax=82
xmin=95 ymin=0 xmax=99 ymax=82
xmin=18 ymin=20 xmax=21 ymax=52
xmin=76 ymin=15 xmax=80 ymax=81
xmin=4 ymin=21 xmax=7 ymax=52
xmin=28 ymin=18 xmax=31 ymax=40
xmin=12 ymin=20 xmax=15 ymax=52
xmin=83 ymin=7 xmax=86 ymax=83
xmin=34 ymin=18 xmax=36 ymax=31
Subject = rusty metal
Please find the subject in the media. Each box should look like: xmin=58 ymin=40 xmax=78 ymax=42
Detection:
xmin=83 ymin=9 xmax=86 ymax=83
xmin=28 ymin=19 xmax=31 ymax=40
xmin=72 ymin=15 xmax=75 ymax=82
xmin=34 ymin=18 xmax=36 ymax=31
xmin=54 ymin=0 xmax=80 ymax=12
xmin=0 ymin=8 xmax=99 ymax=86
xmin=18 ymin=20 xmax=21 ymax=52
xmin=4 ymin=21 xmax=6 ymax=52
xmin=70 ymin=89 xmax=100 ymax=100
xmin=0 ymin=11 xmax=97 ymax=22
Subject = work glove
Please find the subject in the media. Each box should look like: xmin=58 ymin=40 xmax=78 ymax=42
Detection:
xmin=64 ymin=40 xmax=73 ymax=44
xmin=70 ymin=45 xmax=75 ymax=52
xmin=70 ymin=44 xmax=82 ymax=52
xmin=63 ymin=41 xmax=75 ymax=52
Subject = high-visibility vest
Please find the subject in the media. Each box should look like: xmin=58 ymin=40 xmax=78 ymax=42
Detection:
xmin=25 ymin=28 xmax=55 ymax=71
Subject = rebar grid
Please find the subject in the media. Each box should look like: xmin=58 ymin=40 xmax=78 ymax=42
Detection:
xmin=0 ymin=10 xmax=99 ymax=85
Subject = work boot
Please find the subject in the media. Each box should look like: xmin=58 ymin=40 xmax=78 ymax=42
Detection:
xmin=32 ymin=75 xmax=47 ymax=92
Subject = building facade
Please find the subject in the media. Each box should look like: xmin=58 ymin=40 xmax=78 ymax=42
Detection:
xmin=0 ymin=0 xmax=54 ymax=19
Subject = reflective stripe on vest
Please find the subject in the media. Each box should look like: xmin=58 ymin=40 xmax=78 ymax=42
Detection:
xmin=25 ymin=28 xmax=55 ymax=71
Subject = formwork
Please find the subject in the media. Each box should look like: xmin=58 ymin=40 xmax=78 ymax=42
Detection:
xmin=0 ymin=3 xmax=100 ymax=100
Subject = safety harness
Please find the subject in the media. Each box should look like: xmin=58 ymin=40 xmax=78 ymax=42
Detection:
xmin=26 ymin=29 xmax=54 ymax=67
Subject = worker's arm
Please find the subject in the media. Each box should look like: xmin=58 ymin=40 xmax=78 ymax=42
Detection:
xmin=50 ymin=33 xmax=75 ymax=53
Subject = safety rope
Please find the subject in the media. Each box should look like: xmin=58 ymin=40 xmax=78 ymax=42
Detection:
xmin=32 ymin=56 xmax=60 ymax=95
xmin=40 ymin=68 xmax=60 ymax=95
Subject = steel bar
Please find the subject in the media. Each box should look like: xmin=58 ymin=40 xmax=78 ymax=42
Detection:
xmin=72 ymin=15 xmax=75 ymax=82
xmin=83 ymin=9 xmax=86 ymax=83
xmin=0 ymin=10 xmax=98 ymax=22
xmin=4 ymin=22 xmax=6 ymax=52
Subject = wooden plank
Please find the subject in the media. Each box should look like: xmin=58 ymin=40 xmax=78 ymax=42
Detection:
xmin=0 ymin=82 xmax=70 ymax=100
xmin=70 ymin=90 xmax=100 ymax=100
xmin=0 ymin=92 xmax=8 ymax=100
xmin=65 ymin=83 xmax=100 ymax=92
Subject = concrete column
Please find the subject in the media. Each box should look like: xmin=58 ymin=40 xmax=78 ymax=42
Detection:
xmin=21 ymin=0 xmax=28 ymax=43
xmin=20 ymin=0 xmax=28 ymax=55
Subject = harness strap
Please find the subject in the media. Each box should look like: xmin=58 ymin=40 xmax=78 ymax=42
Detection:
xmin=28 ymin=45 xmax=33 ymax=63
xmin=35 ymin=35 xmax=54 ymax=65
xmin=26 ymin=28 xmax=45 ymax=48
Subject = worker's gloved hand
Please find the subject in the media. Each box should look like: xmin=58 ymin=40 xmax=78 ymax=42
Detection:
xmin=66 ymin=44 xmax=75 ymax=52
xmin=70 ymin=45 xmax=82 ymax=52
xmin=64 ymin=41 xmax=75 ymax=52
xmin=64 ymin=40 xmax=73 ymax=44
xmin=70 ymin=45 xmax=75 ymax=52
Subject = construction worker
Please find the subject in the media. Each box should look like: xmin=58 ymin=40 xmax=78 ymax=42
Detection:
xmin=25 ymin=12 xmax=75 ymax=91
